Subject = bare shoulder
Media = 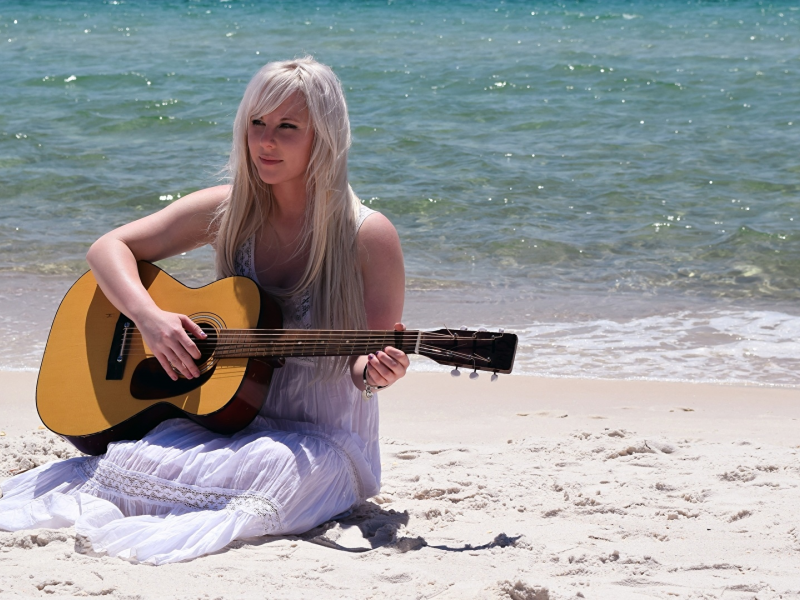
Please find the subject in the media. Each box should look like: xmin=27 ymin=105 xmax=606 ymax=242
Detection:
xmin=357 ymin=209 xmax=405 ymax=327
xmin=357 ymin=210 xmax=402 ymax=255
xmin=168 ymin=184 xmax=231 ymax=215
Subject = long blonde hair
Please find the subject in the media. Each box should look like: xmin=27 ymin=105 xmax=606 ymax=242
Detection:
xmin=214 ymin=57 xmax=367 ymax=375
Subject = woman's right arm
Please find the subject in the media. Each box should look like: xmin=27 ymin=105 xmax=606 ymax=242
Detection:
xmin=86 ymin=185 xmax=230 ymax=381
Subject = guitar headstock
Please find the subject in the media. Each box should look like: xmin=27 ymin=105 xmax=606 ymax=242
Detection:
xmin=416 ymin=328 xmax=517 ymax=375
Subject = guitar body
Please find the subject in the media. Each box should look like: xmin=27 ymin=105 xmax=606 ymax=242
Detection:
xmin=36 ymin=262 xmax=281 ymax=456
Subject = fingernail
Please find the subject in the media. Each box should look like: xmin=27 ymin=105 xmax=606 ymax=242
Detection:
xmin=368 ymin=354 xmax=375 ymax=360
xmin=200 ymin=331 xmax=207 ymax=338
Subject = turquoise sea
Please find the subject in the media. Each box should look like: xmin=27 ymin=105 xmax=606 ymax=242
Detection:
xmin=2 ymin=1 xmax=799 ymax=385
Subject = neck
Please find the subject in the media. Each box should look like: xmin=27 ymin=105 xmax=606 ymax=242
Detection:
xmin=269 ymin=178 xmax=308 ymax=220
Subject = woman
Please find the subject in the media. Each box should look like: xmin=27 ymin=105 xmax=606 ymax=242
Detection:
xmin=0 ymin=57 xmax=408 ymax=564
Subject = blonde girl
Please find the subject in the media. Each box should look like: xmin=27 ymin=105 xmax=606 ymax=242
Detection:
xmin=0 ymin=57 xmax=408 ymax=564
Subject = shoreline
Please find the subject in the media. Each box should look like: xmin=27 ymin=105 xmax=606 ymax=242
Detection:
xmin=4 ymin=268 xmax=800 ymax=387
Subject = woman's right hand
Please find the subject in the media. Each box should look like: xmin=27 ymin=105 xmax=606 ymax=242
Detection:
xmin=85 ymin=186 xmax=228 ymax=381
xmin=135 ymin=308 xmax=208 ymax=381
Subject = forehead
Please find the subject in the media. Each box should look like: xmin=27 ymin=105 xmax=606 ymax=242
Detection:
xmin=255 ymin=90 xmax=309 ymax=121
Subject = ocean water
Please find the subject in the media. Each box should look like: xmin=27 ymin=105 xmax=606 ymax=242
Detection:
xmin=1 ymin=0 xmax=799 ymax=385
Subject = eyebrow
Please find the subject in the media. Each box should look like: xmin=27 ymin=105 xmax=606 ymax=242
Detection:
xmin=254 ymin=110 xmax=306 ymax=122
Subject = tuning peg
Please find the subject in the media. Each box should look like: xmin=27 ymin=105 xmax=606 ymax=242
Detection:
xmin=469 ymin=370 xmax=479 ymax=380
xmin=460 ymin=326 xmax=467 ymax=331
xmin=491 ymin=372 xmax=498 ymax=382
xmin=451 ymin=368 xmax=461 ymax=377
xmin=499 ymin=328 xmax=504 ymax=333
xmin=478 ymin=328 xmax=487 ymax=332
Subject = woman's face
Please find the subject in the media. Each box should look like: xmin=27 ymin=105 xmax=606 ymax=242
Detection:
xmin=247 ymin=91 xmax=314 ymax=192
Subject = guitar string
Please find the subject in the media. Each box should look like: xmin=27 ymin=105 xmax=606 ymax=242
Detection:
xmin=118 ymin=343 xmax=490 ymax=358
xmin=117 ymin=332 xmax=464 ymax=344
xmin=118 ymin=327 xmax=495 ymax=336
xmin=118 ymin=332 xmax=501 ymax=350
xmin=115 ymin=348 xmax=492 ymax=370
xmin=119 ymin=330 xmax=469 ymax=341
xmin=117 ymin=334 xmax=495 ymax=353
xmin=116 ymin=342 xmax=492 ymax=365
xmin=116 ymin=331 xmax=488 ymax=352
xmin=114 ymin=328 xmax=505 ymax=363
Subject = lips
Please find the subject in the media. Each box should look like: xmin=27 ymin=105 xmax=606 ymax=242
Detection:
xmin=258 ymin=157 xmax=282 ymax=165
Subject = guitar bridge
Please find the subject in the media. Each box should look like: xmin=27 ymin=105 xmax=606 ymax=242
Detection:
xmin=106 ymin=313 xmax=132 ymax=380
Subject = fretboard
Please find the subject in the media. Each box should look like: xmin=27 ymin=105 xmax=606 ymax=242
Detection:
xmin=196 ymin=329 xmax=425 ymax=359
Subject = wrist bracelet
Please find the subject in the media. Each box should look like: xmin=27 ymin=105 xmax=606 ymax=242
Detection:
xmin=362 ymin=362 xmax=386 ymax=401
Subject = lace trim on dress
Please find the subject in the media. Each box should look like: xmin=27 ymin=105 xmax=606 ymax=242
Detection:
xmin=234 ymin=235 xmax=255 ymax=281
xmin=76 ymin=457 xmax=282 ymax=534
xmin=356 ymin=203 xmax=376 ymax=230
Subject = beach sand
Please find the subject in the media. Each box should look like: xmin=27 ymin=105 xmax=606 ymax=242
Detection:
xmin=1 ymin=370 xmax=799 ymax=599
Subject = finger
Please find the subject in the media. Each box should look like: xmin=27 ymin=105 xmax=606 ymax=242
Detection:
xmin=393 ymin=322 xmax=406 ymax=332
xmin=376 ymin=349 xmax=399 ymax=366
xmin=366 ymin=354 xmax=392 ymax=386
xmin=178 ymin=316 xmax=203 ymax=360
xmin=375 ymin=351 xmax=402 ymax=379
xmin=178 ymin=333 xmax=202 ymax=363
xmin=156 ymin=326 xmax=200 ymax=376
xmin=382 ymin=350 xmax=409 ymax=380
xmin=383 ymin=346 xmax=410 ymax=366
xmin=381 ymin=348 xmax=410 ymax=375
xmin=173 ymin=344 xmax=201 ymax=378
xmin=175 ymin=357 xmax=197 ymax=379
xmin=370 ymin=351 xmax=407 ymax=385
xmin=164 ymin=344 xmax=199 ymax=379
xmin=181 ymin=315 xmax=207 ymax=340
xmin=155 ymin=353 xmax=179 ymax=382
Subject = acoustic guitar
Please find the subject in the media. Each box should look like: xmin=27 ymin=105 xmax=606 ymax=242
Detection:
xmin=37 ymin=262 xmax=517 ymax=455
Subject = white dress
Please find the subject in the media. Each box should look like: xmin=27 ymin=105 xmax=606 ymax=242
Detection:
xmin=0 ymin=206 xmax=380 ymax=565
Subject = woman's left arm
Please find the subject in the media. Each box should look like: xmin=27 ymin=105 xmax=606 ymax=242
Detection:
xmin=350 ymin=212 xmax=409 ymax=392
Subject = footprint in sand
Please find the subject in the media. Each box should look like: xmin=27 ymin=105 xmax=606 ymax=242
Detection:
xmin=395 ymin=450 xmax=420 ymax=460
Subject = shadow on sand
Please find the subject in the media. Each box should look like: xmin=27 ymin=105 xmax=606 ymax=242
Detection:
xmin=296 ymin=501 xmax=522 ymax=554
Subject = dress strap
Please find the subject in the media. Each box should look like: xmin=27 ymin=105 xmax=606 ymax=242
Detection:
xmin=357 ymin=204 xmax=376 ymax=232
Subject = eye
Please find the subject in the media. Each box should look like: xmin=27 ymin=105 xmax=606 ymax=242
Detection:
xmin=279 ymin=122 xmax=298 ymax=129
xmin=251 ymin=118 xmax=265 ymax=126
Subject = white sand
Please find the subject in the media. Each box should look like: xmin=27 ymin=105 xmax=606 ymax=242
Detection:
xmin=1 ymin=370 xmax=799 ymax=599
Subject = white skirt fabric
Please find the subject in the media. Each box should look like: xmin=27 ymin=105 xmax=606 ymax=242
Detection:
xmin=0 ymin=415 xmax=377 ymax=565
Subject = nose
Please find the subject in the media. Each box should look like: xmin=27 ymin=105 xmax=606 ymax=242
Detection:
xmin=256 ymin=126 xmax=276 ymax=148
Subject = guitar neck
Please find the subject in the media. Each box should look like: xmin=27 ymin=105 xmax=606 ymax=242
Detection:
xmin=207 ymin=329 xmax=422 ymax=359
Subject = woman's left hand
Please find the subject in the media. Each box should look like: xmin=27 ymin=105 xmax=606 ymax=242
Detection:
xmin=365 ymin=323 xmax=410 ymax=388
